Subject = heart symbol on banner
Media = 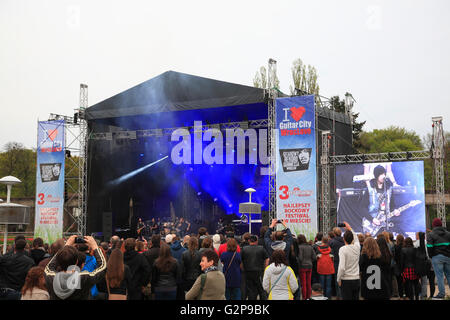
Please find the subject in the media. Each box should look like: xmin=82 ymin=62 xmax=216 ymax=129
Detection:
xmin=47 ymin=129 xmax=58 ymax=141
xmin=290 ymin=106 xmax=306 ymax=122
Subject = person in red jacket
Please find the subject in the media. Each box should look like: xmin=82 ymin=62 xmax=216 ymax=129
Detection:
xmin=316 ymin=236 xmax=335 ymax=299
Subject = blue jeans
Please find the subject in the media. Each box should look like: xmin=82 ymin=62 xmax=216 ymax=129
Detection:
xmin=154 ymin=290 xmax=177 ymax=300
xmin=225 ymin=287 xmax=241 ymax=300
xmin=319 ymin=274 xmax=332 ymax=299
xmin=431 ymin=254 xmax=450 ymax=298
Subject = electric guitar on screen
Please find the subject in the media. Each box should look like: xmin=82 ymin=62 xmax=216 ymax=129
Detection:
xmin=362 ymin=200 xmax=422 ymax=236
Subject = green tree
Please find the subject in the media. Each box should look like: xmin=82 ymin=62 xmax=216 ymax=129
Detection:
xmin=289 ymin=58 xmax=320 ymax=97
xmin=358 ymin=126 xmax=423 ymax=154
xmin=329 ymin=95 xmax=366 ymax=151
xmin=0 ymin=142 xmax=37 ymax=198
xmin=253 ymin=65 xmax=279 ymax=90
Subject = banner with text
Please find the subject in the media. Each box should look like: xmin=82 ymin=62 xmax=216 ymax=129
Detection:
xmin=276 ymin=95 xmax=317 ymax=240
xmin=34 ymin=120 xmax=65 ymax=244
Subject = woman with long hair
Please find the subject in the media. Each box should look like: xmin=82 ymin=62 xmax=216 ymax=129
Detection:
xmin=401 ymin=237 xmax=420 ymax=300
xmin=105 ymin=248 xmax=132 ymax=300
xmin=297 ymin=234 xmax=316 ymax=300
xmin=151 ymin=243 xmax=181 ymax=300
xmin=181 ymin=236 xmax=202 ymax=293
xmin=393 ymin=234 xmax=405 ymax=298
xmin=220 ymin=238 xmax=242 ymax=300
xmin=263 ymin=250 xmax=298 ymax=300
xmin=359 ymin=237 xmax=389 ymax=300
xmin=376 ymin=236 xmax=393 ymax=297
xmin=21 ymin=267 xmax=49 ymax=300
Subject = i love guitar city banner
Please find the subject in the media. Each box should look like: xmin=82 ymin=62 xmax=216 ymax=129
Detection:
xmin=34 ymin=120 xmax=65 ymax=244
xmin=276 ymin=95 xmax=317 ymax=240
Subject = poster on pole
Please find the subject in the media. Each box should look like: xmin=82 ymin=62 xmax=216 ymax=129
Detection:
xmin=276 ymin=95 xmax=317 ymax=240
xmin=34 ymin=120 xmax=65 ymax=244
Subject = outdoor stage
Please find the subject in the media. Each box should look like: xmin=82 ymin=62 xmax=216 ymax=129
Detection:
xmin=84 ymin=71 xmax=352 ymax=238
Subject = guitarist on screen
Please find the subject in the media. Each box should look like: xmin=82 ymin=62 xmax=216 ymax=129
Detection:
xmin=362 ymin=165 xmax=400 ymax=235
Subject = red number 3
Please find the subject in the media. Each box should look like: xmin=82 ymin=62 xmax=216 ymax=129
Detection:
xmin=37 ymin=193 xmax=45 ymax=205
xmin=279 ymin=185 xmax=289 ymax=200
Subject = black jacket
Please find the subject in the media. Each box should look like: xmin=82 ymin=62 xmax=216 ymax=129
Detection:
xmin=329 ymin=236 xmax=345 ymax=268
xmin=30 ymin=248 xmax=50 ymax=266
xmin=427 ymin=227 xmax=450 ymax=258
xmin=181 ymin=250 xmax=202 ymax=283
xmin=400 ymin=247 xmax=417 ymax=270
xmin=359 ymin=254 xmax=390 ymax=300
xmin=151 ymin=260 xmax=181 ymax=292
xmin=143 ymin=247 xmax=160 ymax=279
xmin=0 ymin=251 xmax=35 ymax=291
xmin=123 ymin=250 xmax=151 ymax=299
xmin=44 ymin=247 xmax=106 ymax=300
xmin=241 ymin=245 xmax=269 ymax=273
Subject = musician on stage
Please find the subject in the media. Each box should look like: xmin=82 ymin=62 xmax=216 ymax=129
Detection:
xmin=150 ymin=217 xmax=160 ymax=235
xmin=364 ymin=165 xmax=400 ymax=229
xmin=175 ymin=217 xmax=191 ymax=237
xmin=137 ymin=218 xmax=146 ymax=241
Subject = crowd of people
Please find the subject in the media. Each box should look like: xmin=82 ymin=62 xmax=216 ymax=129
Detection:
xmin=0 ymin=217 xmax=449 ymax=301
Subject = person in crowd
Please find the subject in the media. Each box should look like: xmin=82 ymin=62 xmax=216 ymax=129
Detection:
xmin=199 ymin=237 xmax=213 ymax=252
xmin=181 ymin=236 xmax=202 ymax=293
xmin=310 ymin=283 xmax=328 ymax=300
xmin=316 ymin=235 xmax=335 ymax=299
xmin=76 ymin=242 xmax=99 ymax=299
xmin=329 ymin=226 xmax=345 ymax=299
xmin=328 ymin=231 xmax=335 ymax=240
xmin=401 ymin=237 xmax=420 ymax=300
xmin=170 ymin=235 xmax=187 ymax=264
xmin=20 ymin=266 xmax=49 ymax=300
xmin=212 ymin=234 xmax=221 ymax=255
xmin=123 ymin=238 xmax=151 ymax=300
xmin=426 ymin=217 xmax=450 ymax=300
xmin=100 ymin=242 xmax=109 ymax=253
xmin=165 ymin=234 xmax=174 ymax=245
xmin=240 ymin=233 xmax=251 ymax=248
xmin=104 ymin=248 xmax=132 ymax=300
xmin=0 ymin=238 xmax=35 ymax=300
xmin=185 ymin=249 xmax=226 ymax=300
xmin=381 ymin=231 xmax=398 ymax=298
xmin=337 ymin=221 xmax=360 ymax=300
xmin=264 ymin=219 xmax=293 ymax=262
xmin=359 ymin=237 xmax=390 ymax=300
xmin=30 ymin=238 xmax=50 ymax=266
xmin=376 ymin=236 xmax=393 ymax=297
xmin=38 ymin=239 xmax=65 ymax=268
xmin=241 ymin=235 xmax=269 ymax=300
xmin=289 ymin=236 xmax=300 ymax=300
xmin=107 ymin=235 xmax=121 ymax=258
xmin=259 ymin=226 xmax=269 ymax=252
xmin=263 ymin=249 xmax=298 ymax=300
xmin=151 ymin=243 xmax=181 ymax=300
xmin=219 ymin=232 xmax=241 ymax=257
xmin=393 ymin=234 xmax=405 ymax=299
xmin=143 ymin=234 xmax=161 ymax=273
xmin=182 ymin=235 xmax=190 ymax=249
xmin=297 ymin=234 xmax=316 ymax=300
xmin=44 ymin=235 xmax=106 ymax=300
xmin=220 ymin=238 xmax=242 ymax=300
xmin=135 ymin=241 xmax=145 ymax=254
xmin=414 ymin=231 xmax=432 ymax=300
xmin=197 ymin=227 xmax=209 ymax=248
xmin=311 ymin=232 xmax=323 ymax=285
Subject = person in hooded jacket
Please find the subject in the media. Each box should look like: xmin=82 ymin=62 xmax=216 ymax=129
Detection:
xmin=30 ymin=238 xmax=50 ymax=266
xmin=264 ymin=219 xmax=293 ymax=263
xmin=426 ymin=218 xmax=450 ymax=300
xmin=123 ymin=238 xmax=151 ymax=300
xmin=170 ymin=235 xmax=187 ymax=264
xmin=316 ymin=236 xmax=335 ymax=299
xmin=297 ymin=234 xmax=317 ymax=300
xmin=263 ymin=249 xmax=298 ymax=300
xmin=44 ymin=235 xmax=106 ymax=300
xmin=180 ymin=236 xmax=202 ymax=293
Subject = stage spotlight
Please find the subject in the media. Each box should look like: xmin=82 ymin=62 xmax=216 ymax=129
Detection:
xmin=139 ymin=153 xmax=144 ymax=157
xmin=197 ymin=192 xmax=202 ymax=196
xmin=214 ymin=198 xmax=218 ymax=202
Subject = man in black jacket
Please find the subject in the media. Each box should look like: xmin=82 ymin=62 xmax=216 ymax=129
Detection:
xmin=264 ymin=219 xmax=293 ymax=261
xmin=0 ymin=239 xmax=35 ymax=300
xmin=123 ymin=238 xmax=151 ymax=300
xmin=44 ymin=235 xmax=106 ymax=300
xmin=241 ymin=235 xmax=269 ymax=300
xmin=329 ymin=227 xmax=345 ymax=299
xmin=427 ymin=218 xmax=450 ymax=300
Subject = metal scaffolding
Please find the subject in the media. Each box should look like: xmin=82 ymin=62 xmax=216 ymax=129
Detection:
xmin=320 ymin=131 xmax=332 ymax=232
xmin=432 ymin=116 xmax=446 ymax=227
xmin=267 ymin=58 xmax=278 ymax=221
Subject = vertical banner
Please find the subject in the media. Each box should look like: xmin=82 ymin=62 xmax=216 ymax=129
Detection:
xmin=276 ymin=95 xmax=317 ymax=240
xmin=34 ymin=120 xmax=65 ymax=244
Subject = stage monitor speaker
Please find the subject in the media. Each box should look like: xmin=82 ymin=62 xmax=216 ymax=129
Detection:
xmin=103 ymin=211 xmax=113 ymax=242
xmin=261 ymin=211 xmax=270 ymax=227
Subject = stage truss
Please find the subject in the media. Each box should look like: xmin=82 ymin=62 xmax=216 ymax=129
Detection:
xmin=48 ymin=84 xmax=89 ymax=236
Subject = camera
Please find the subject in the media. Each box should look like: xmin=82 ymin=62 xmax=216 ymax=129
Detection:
xmin=75 ymin=236 xmax=86 ymax=244
xmin=337 ymin=223 xmax=346 ymax=228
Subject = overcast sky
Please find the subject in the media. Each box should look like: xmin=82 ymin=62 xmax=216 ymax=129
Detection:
xmin=1 ymin=0 xmax=449 ymax=150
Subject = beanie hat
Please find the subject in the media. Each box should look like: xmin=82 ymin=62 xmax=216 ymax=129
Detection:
xmin=373 ymin=165 xmax=386 ymax=180
xmin=432 ymin=218 xmax=443 ymax=228
xmin=212 ymin=234 xmax=221 ymax=244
